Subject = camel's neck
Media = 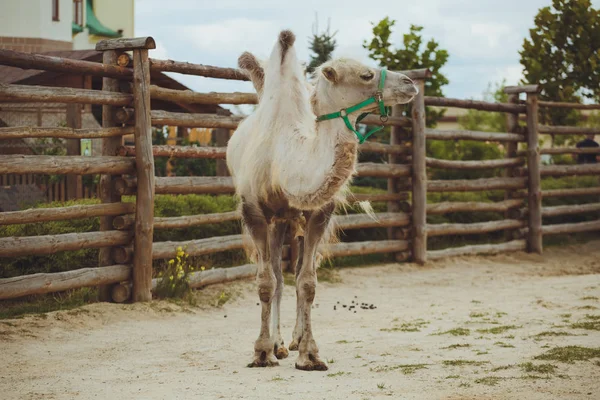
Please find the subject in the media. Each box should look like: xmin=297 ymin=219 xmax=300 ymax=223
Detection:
xmin=274 ymin=89 xmax=359 ymax=210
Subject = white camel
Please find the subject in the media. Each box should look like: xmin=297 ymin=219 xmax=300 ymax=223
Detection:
xmin=226 ymin=30 xmax=418 ymax=371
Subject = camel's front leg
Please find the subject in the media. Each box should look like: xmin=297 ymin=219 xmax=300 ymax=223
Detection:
xmin=294 ymin=203 xmax=334 ymax=371
xmin=242 ymin=202 xmax=278 ymax=368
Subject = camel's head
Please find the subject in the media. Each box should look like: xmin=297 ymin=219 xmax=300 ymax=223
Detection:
xmin=314 ymin=58 xmax=418 ymax=112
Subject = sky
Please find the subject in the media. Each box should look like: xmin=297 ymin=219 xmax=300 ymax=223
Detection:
xmin=135 ymin=0 xmax=600 ymax=110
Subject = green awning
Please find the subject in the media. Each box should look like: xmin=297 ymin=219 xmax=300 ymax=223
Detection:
xmin=85 ymin=0 xmax=122 ymax=38
xmin=72 ymin=22 xmax=83 ymax=34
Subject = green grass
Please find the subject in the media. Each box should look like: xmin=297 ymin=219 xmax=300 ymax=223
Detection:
xmin=433 ymin=328 xmax=470 ymax=336
xmin=442 ymin=360 xmax=489 ymax=367
xmin=0 ymin=287 xmax=97 ymax=320
xmin=476 ymin=325 xmax=519 ymax=334
xmin=534 ymin=346 xmax=600 ymax=363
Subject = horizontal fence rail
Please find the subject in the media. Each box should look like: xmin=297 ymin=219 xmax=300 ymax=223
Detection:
xmin=0 ymin=155 xmax=135 ymax=175
xmin=0 ymin=83 xmax=133 ymax=106
xmin=0 ymin=126 xmax=134 ymax=140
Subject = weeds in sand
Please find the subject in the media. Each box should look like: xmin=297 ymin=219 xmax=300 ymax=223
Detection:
xmin=581 ymin=296 xmax=598 ymax=301
xmin=443 ymin=360 xmax=489 ymax=367
xmin=494 ymin=341 xmax=515 ymax=348
xmin=475 ymin=351 xmax=489 ymax=355
xmin=446 ymin=375 xmax=460 ymax=379
xmin=474 ymin=376 xmax=502 ymax=386
xmin=476 ymin=325 xmax=519 ymax=334
xmin=271 ymin=375 xmax=285 ymax=382
xmin=327 ymin=358 xmax=335 ymax=364
xmin=491 ymin=365 xmax=514 ymax=372
xmin=578 ymin=305 xmax=599 ymax=310
xmin=560 ymin=313 xmax=572 ymax=319
xmin=327 ymin=371 xmax=350 ymax=377
xmin=442 ymin=344 xmax=471 ymax=350
xmin=377 ymin=383 xmax=387 ymax=389
xmin=381 ymin=319 xmax=429 ymax=332
xmin=380 ymin=352 xmax=391 ymax=357
xmin=585 ymin=314 xmax=600 ymax=321
xmin=458 ymin=382 xmax=471 ymax=388
xmin=519 ymin=362 xmax=557 ymax=374
xmin=470 ymin=312 xmax=488 ymax=318
xmin=534 ymin=331 xmax=576 ymax=338
xmin=433 ymin=328 xmax=470 ymax=337
xmin=336 ymin=340 xmax=349 ymax=344
xmin=471 ymin=300 xmax=482 ymax=304
xmin=571 ymin=320 xmax=600 ymax=331
xmin=371 ymin=364 xmax=428 ymax=375
xmin=534 ymin=346 xmax=600 ymax=363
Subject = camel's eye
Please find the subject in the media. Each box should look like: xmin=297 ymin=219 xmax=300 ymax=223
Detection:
xmin=360 ymin=71 xmax=374 ymax=81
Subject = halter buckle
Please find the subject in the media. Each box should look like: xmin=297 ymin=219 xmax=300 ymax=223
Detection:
xmin=339 ymin=109 xmax=348 ymax=117
xmin=375 ymin=91 xmax=384 ymax=103
xmin=380 ymin=115 xmax=388 ymax=123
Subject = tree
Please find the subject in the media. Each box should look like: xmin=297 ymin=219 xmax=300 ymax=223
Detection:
xmin=520 ymin=0 xmax=600 ymax=126
xmin=364 ymin=19 xmax=449 ymax=127
xmin=306 ymin=15 xmax=337 ymax=74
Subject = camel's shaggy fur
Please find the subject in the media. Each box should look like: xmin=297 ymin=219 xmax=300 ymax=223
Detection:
xmin=226 ymin=30 xmax=418 ymax=371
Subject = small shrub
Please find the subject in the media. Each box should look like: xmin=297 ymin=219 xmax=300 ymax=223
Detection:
xmin=154 ymin=246 xmax=197 ymax=300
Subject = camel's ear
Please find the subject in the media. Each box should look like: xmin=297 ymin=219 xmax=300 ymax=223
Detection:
xmin=321 ymin=66 xmax=338 ymax=83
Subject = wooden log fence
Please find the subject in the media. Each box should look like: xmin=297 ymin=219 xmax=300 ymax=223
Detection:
xmin=1 ymin=41 xmax=599 ymax=302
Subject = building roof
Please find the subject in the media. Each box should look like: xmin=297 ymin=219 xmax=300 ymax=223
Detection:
xmin=0 ymin=50 xmax=225 ymax=114
xmin=0 ymin=50 xmax=100 ymax=85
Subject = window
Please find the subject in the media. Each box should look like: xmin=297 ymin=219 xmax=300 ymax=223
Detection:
xmin=52 ymin=0 xmax=59 ymax=21
xmin=73 ymin=0 xmax=83 ymax=26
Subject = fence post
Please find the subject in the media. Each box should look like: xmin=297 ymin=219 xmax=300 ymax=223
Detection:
xmin=96 ymin=37 xmax=156 ymax=302
xmin=411 ymin=79 xmax=427 ymax=264
xmin=131 ymin=43 xmax=156 ymax=302
xmin=65 ymin=103 xmax=82 ymax=200
xmin=504 ymin=94 xmax=519 ymax=240
xmin=525 ymin=89 xmax=543 ymax=254
xmin=97 ymin=49 xmax=121 ymax=302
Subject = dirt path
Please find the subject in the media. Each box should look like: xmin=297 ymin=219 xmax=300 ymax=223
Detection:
xmin=2 ymin=241 xmax=600 ymax=400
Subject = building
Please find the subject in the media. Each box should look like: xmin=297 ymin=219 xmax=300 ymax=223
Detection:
xmin=0 ymin=1 xmax=225 ymax=209
xmin=0 ymin=0 xmax=133 ymax=52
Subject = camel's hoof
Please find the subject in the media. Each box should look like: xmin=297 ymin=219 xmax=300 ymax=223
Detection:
xmin=247 ymin=351 xmax=279 ymax=368
xmin=247 ymin=359 xmax=279 ymax=368
xmin=275 ymin=346 xmax=289 ymax=360
xmin=295 ymin=355 xmax=328 ymax=371
xmin=288 ymin=340 xmax=299 ymax=351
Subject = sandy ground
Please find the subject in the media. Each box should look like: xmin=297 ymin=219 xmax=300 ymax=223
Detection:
xmin=1 ymin=242 xmax=600 ymax=400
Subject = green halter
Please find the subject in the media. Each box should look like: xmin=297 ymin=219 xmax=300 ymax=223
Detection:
xmin=316 ymin=67 xmax=389 ymax=144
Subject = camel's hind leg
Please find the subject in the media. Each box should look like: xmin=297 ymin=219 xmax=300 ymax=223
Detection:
xmin=242 ymin=200 xmax=278 ymax=368
xmin=270 ymin=221 xmax=289 ymax=360
xmin=294 ymin=203 xmax=334 ymax=371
